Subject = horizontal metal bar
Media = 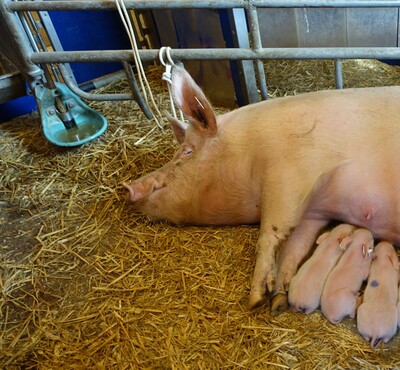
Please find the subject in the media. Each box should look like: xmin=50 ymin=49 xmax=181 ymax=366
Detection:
xmin=58 ymin=63 xmax=133 ymax=101
xmin=7 ymin=0 xmax=400 ymax=12
xmin=31 ymin=48 xmax=400 ymax=64
xmin=253 ymin=0 xmax=400 ymax=6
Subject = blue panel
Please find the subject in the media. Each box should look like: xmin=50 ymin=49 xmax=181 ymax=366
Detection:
xmin=48 ymin=10 xmax=131 ymax=83
xmin=0 ymin=95 xmax=36 ymax=123
xmin=380 ymin=60 xmax=400 ymax=66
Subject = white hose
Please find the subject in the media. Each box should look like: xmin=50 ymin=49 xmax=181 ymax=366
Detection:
xmin=115 ymin=0 xmax=164 ymax=134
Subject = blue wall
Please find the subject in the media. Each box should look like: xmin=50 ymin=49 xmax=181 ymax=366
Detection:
xmin=1 ymin=10 xmax=131 ymax=122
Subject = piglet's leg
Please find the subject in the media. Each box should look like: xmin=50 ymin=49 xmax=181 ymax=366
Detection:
xmin=271 ymin=218 xmax=329 ymax=315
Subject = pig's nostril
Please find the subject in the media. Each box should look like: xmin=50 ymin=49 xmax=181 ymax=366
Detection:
xmin=122 ymin=182 xmax=136 ymax=202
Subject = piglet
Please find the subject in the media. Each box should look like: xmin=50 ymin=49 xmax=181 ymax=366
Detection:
xmin=357 ymin=241 xmax=399 ymax=348
xmin=288 ymin=224 xmax=356 ymax=314
xmin=320 ymin=228 xmax=374 ymax=324
xmin=398 ymin=275 xmax=400 ymax=328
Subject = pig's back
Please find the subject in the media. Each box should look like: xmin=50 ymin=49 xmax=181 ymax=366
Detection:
xmin=232 ymin=86 xmax=400 ymax=244
xmin=221 ymin=86 xmax=400 ymax=141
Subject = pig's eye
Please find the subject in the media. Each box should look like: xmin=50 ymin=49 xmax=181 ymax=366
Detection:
xmin=181 ymin=145 xmax=193 ymax=157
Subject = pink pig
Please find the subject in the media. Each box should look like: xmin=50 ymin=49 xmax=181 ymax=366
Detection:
xmin=288 ymin=224 xmax=355 ymax=314
xmin=320 ymin=229 xmax=374 ymax=324
xmin=357 ymin=241 xmax=399 ymax=348
xmin=123 ymin=65 xmax=400 ymax=314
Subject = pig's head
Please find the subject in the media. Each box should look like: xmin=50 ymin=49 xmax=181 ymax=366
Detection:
xmin=123 ymin=66 xmax=218 ymax=223
xmin=123 ymin=66 xmax=259 ymax=225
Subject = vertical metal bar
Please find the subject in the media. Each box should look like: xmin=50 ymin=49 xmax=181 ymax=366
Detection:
xmin=247 ymin=5 xmax=268 ymax=100
xmin=122 ymin=62 xmax=153 ymax=119
xmin=38 ymin=10 xmax=77 ymax=85
xmin=219 ymin=8 xmax=259 ymax=105
xmin=18 ymin=12 xmax=40 ymax=52
xmin=397 ymin=6 xmax=400 ymax=49
xmin=335 ymin=59 xmax=343 ymax=89
xmin=18 ymin=11 xmax=56 ymax=88
xmin=25 ymin=11 xmax=48 ymax=52
xmin=24 ymin=11 xmax=64 ymax=84
xmin=0 ymin=0 xmax=43 ymax=82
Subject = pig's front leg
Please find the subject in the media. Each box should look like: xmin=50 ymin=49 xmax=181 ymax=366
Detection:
xmin=271 ymin=218 xmax=329 ymax=315
xmin=248 ymin=185 xmax=312 ymax=310
xmin=248 ymin=225 xmax=289 ymax=310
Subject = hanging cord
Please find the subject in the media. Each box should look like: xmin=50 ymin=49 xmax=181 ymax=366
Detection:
xmin=159 ymin=46 xmax=185 ymax=123
xmin=115 ymin=0 xmax=163 ymax=136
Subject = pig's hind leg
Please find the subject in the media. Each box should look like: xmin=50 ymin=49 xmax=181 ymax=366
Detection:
xmin=272 ymin=218 xmax=329 ymax=315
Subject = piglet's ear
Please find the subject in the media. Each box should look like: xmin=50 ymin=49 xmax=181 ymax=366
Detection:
xmin=339 ymin=236 xmax=352 ymax=251
xmin=166 ymin=112 xmax=187 ymax=144
xmin=171 ymin=65 xmax=217 ymax=136
xmin=316 ymin=231 xmax=330 ymax=245
xmin=389 ymin=251 xmax=399 ymax=271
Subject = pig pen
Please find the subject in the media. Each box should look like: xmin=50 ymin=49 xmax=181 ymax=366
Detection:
xmin=2 ymin=60 xmax=400 ymax=369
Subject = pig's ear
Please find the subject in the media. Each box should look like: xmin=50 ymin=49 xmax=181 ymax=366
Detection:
xmin=171 ymin=66 xmax=217 ymax=136
xmin=166 ymin=112 xmax=187 ymax=144
xmin=339 ymin=236 xmax=352 ymax=251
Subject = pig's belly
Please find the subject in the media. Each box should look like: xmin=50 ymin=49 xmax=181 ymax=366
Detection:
xmin=305 ymin=166 xmax=400 ymax=245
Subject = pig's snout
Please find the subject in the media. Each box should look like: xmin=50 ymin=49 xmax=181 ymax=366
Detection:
xmin=123 ymin=177 xmax=165 ymax=203
xmin=123 ymin=182 xmax=136 ymax=202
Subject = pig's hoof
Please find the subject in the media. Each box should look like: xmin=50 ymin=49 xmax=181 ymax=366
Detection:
xmin=271 ymin=292 xmax=289 ymax=316
xmin=247 ymin=291 xmax=268 ymax=311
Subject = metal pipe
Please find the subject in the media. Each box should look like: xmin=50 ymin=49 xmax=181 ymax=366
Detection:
xmin=18 ymin=11 xmax=57 ymax=88
xmin=79 ymin=70 xmax=126 ymax=91
xmin=31 ymin=47 xmax=400 ymax=64
xmin=8 ymin=0 xmax=400 ymax=11
xmin=0 ymin=0 xmax=43 ymax=79
xmin=122 ymin=62 xmax=153 ymax=119
xmin=58 ymin=63 xmax=133 ymax=101
xmin=18 ymin=12 xmax=40 ymax=52
xmin=25 ymin=11 xmax=48 ymax=52
xmin=247 ymin=6 xmax=268 ymax=100
xmin=23 ymin=11 xmax=65 ymax=85
xmin=335 ymin=59 xmax=343 ymax=89
xmin=37 ymin=11 xmax=78 ymax=85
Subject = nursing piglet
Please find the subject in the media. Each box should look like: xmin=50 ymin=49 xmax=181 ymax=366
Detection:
xmin=357 ymin=241 xmax=399 ymax=348
xmin=320 ymin=228 xmax=373 ymax=324
xmin=398 ymin=276 xmax=400 ymax=328
xmin=288 ymin=224 xmax=355 ymax=314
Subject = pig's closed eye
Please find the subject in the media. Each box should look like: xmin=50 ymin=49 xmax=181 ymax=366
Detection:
xmin=181 ymin=146 xmax=193 ymax=157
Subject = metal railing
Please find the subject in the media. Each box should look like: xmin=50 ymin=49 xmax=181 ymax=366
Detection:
xmin=3 ymin=0 xmax=400 ymax=104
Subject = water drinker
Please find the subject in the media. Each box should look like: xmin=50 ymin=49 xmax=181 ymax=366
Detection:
xmin=35 ymin=82 xmax=107 ymax=147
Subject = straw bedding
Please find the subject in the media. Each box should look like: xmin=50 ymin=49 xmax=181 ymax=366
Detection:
xmin=1 ymin=60 xmax=400 ymax=369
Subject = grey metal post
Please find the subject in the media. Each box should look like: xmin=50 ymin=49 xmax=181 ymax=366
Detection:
xmin=335 ymin=59 xmax=343 ymax=89
xmin=222 ymin=8 xmax=259 ymax=105
xmin=247 ymin=5 xmax=268 ymax=100
xmin=0 ymin=0 xmax=43 ymax=85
